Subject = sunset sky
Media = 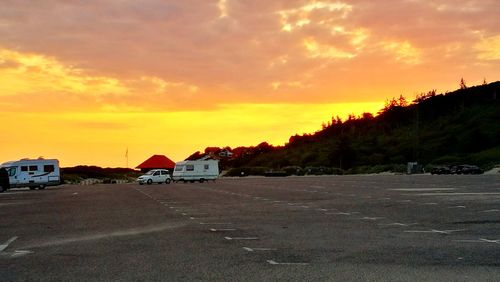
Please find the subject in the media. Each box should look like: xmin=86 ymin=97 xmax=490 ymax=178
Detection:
xmin=1 ymin=0 xmax=499 ymax=167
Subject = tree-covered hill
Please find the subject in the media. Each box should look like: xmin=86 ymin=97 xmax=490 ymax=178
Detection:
xmin=206 ymin=81 xmax=500 ymax=173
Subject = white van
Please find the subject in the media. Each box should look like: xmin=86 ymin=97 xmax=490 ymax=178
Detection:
xmin=0 ymin=158 xmax=61 ymax=190
xmin=136 ymin=169 xmax=172 ymax=185
xmin=173 ymin=160 xmax=219 ymax=183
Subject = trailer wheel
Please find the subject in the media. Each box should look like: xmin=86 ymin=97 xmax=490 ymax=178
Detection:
xmin=29 ymin=187 xmax=36 ymax=190
xmin=199 ymin=178 xmax=204 ymax=183
xmin=165 ymin=178 xmax=171 ymax=184
xmin=39 ymin=185 xmax=46 ymax=190
xmin=147 ymin=179 xmax=152 ymax=185
xmin=0 ymin=185 xmax=4 ymax=193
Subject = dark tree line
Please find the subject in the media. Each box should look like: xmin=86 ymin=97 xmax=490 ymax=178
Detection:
xmin=193 ymin=81 xmax=500 ymax=171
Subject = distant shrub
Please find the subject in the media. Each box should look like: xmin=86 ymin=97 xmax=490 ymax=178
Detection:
xmin=367 ymin=165 xmax=390 ymax=173
xmin=345 ymin=166 xmax=370 ymax=174
xmin=345 ymin=164 xmax=405 ymax=174
xmin=391 ymin=164 xmax=407 ymax=173
xmin=61 ymin=166 xmax=141 ymax=180
xmin=469 ymin=147 xmax=500 ymax=167
xmin=60 ymin=173 xmax=82 ymax=184
xmin=225 ymin=167 xmax=269 ymax=176
xmin=331 ymin=167 xmax=344 ymax=175
xmin=430 ymin=155 xmax=463 ymax=165
xmin=282 ymin=166 xmax=304 ymax=176
xmin=304 ymin=166 xmax=335 ymax=175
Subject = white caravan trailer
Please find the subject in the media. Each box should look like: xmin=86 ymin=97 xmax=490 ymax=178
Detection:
xmin=172 ymin=160 xmax=219 ymax=183
xmin=0 ymin=158 xmax=61 ymax=190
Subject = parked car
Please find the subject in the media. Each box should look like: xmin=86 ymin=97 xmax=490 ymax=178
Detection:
xmin=137 ymin=169 xmax=172 ymax=185
xmin=454 ymin=165 xmax=483 ymax=175
xmin=431 ymin=164 xmax=483 ymax=175
xmin=430 ymin=166 xmax=451 ymax=175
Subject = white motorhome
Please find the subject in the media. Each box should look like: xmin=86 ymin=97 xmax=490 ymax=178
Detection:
xmin=172 ymin=160 xmax=219 ymax=183
xmin=0 ymin=158 xmax=61 ymax=190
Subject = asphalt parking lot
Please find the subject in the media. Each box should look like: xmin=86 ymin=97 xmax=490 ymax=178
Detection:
xmin=1 ymin=175 xmax=499 ymax=281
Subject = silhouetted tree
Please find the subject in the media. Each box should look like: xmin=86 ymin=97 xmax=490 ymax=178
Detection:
xmin=460 ymin=78 xmax=467 ymax=89
xmin=414 ymin=89 xmax=436 ymax=103
xmin=186 ymin=151 xmax=204 ymax=160
xmin=398 ymin=95 xmax=408 ymax=107
xmin=362 ymin=112 xmax=374 ymax=120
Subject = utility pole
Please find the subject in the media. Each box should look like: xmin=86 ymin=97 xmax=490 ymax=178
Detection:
xmin=125 ymin=147 xmax=129 ymax=169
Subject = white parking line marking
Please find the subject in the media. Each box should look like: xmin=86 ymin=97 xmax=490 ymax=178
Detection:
xmin=326 ymin=212 xmax=359 ymax=216
xmin=224 ymin=237 xmax=258 ymax=240
xmin=243 ymin=247 xmax=277 ymax=252
xmin=449 ymin=205 xmax=466 ymax=209
xmin=134 ymin=189 xmax=154 ymax=199
xmin=404 ymin=229 xmax=466 ymax=235
xmin=267 ymin=260 xmax=309 ymax=265
xmin=455 ymin=238 xmax=500 ymax=244
xmin=0 ymin=236 xmax=18 ymax=252
xmin=391 ymin=188 xmax=456 ymax=191
xmin=11 ymin=250 xmax=32 ymax=257
xmin=379 ymin=222 xmax=418 ymax=227
xmin=420 ymin=202 xmax=437 ymax=205
xmin=480 ymin=209 xmax=500 ymax=213
xmin=316 ymin=208 xmax=328 ymax=211
xmin=359 ymin=217 xmax=385 ymax=221
xmin=210 ymin=228 xmax=236 ymax=232
xmin=412 ymin=192 xmax=500 ymax=196
xmin=479 ymin=238 xmax=500 ymax=244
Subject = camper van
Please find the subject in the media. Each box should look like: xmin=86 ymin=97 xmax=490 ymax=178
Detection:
xmin=172 ymin=160 xmax=219 ymax=183
xmin=0 ymin=158 xmax=61 ymax=190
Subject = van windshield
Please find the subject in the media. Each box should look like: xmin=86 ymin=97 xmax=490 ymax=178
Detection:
xmin=175 ymin=165 xmax=184 ymax=171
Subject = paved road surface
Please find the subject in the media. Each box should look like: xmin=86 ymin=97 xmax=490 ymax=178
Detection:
xmin=1 ymin=175 xmax=499 ymax=281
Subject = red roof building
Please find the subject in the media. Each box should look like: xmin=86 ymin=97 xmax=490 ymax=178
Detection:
xmin=136 ymin=155 xmax=176 ymax=172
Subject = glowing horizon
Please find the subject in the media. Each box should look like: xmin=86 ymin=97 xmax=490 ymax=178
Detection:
xmin=0 ymin=102 xmax=383 ymax=167
xmin=1 ymin=1 xmax=499 ymax=167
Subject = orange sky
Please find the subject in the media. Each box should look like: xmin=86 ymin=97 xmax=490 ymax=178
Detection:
xmin=1 ymin=0 xmax=499 ymax=167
